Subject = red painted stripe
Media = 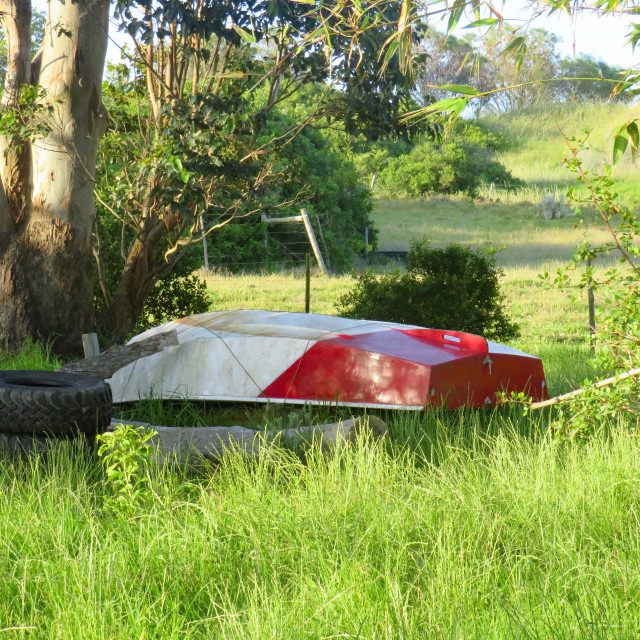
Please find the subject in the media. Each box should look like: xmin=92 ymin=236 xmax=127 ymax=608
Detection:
xmin=261 ymin=341 xmax=432 ymax=407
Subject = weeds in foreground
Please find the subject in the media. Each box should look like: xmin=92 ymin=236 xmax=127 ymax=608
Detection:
xmin=0 ymin=339 xmax=61 ymax=371
xmin=541 ymin=132 xmax=640 ymax=440
xmin=96 ymin=423 xmax=158 ymax=516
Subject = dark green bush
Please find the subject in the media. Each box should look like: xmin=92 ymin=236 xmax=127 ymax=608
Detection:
xmin=337 ymin=239 xmax=519 ymax=341
xmin=377 ymin=138 xmax=520 ymax=198
xmin=135 ymin=270 xmax=211 ymax=333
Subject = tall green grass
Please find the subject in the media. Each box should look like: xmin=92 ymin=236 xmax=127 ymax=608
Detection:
xmin=479 ymin=102 xmax=640 ymax=203
xmin=0 ymin=340 xmax=61 ymax=371
xmin=1 ymin=416 xmax=640 ymax=639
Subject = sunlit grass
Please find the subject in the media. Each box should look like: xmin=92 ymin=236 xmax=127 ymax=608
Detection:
xmin=3 ymin=101 xmax=638 ymax=639
xmin=0 ymin=339 xmax=61 ymax=371
xmin=371 ymin=197 xmax=617 ymax=266
xmin=2 ymin=419 xmax=640 ymax=638
xmin=479 ymin=102 xmax=640 ymax=203
xmin=203 ymin=269 xmax=355 ymax=317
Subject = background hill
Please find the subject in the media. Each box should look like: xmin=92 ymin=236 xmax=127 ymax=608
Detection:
xmin=372 ymin=102 xmax=639 ymax=262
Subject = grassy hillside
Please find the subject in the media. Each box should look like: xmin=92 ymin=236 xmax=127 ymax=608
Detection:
xmin=479 ymin=102 xmax=640 ymax=201
xmin=372 ymin=197 xmax=609 ymax=263
xmin=373 ymin=103 xmax=640 ymax=253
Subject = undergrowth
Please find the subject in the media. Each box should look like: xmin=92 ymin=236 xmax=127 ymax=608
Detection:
xmin=1 ymin=415 xmax=639 ymax=638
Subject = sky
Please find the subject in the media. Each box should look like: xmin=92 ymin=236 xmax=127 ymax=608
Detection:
xmin=516 ymin=4 xmax=639 ymax=68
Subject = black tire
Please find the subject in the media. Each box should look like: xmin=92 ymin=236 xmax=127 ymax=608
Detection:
xmin=0 ymin=370 xmax=112 ymax=437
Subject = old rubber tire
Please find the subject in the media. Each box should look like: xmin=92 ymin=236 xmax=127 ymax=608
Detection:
xmin=0 ymin=370 xmax=112 ymax=437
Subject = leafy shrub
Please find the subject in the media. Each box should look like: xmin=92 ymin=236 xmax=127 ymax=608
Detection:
xmin=337 ymin=239 xmax=519 ymax=341
xmin=136 ymin=269 xmax=211 ymax=333
xmin=97 ymin=423 xmax=157 ymax=517
xmin=378 ymin=139 xmax=520 ymax=198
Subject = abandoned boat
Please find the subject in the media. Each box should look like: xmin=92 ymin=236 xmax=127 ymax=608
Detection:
xmin=107 ymin=310 xmax=548 ymax=409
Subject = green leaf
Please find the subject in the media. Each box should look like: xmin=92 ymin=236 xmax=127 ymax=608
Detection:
xmin=401 ymin=96 xmax=470 ymax=123
xmin=379 ymin=38 xmax=399 ymax=75
xmin=463 ymin=17 xmax=499 ymax=28
xmin=452 ymin=96 xmax=469 ymax=114
xmin=446 ymin=0 xmax=466 ymax=35
xmin=215 ymin=71 xmax=246 ymax=80
xmin=612 ymin=133 xmax=628 ymax=165
xmin=446 ymin=8 xmax=462 ymax=34
xmin=232 ymin=24 xmax=256 ymax=44
xmin=627 ymin=22 xmax=640 ymax=51
xmin=502 ymin=35 xmax=526 ymax=55
xmin=437 ymin=84 xmax=479 ymax=95
xmin=169 ymin=156 xmax=183 ymax=173
xmin=627 ymin=121 xmax=639 ymax=160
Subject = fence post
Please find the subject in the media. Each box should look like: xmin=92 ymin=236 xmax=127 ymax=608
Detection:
xmin=313 ymin=211 xmax=331 ymax=269
xmin=199 ymin=213 xmax=209 ymax=271
xmin=305 ymin=254 xmax=311 ymax=313
xmin=82 ymin=333 xmax=100 ymax=358
xmin=300 ymin=208 xmax=328 ymax=276
xmin=261 ymin=214 xmax=268 ymax=249
xmin=587 ymin=258 xmax=596 ymax=353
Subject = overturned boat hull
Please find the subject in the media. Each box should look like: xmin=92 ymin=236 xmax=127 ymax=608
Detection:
xmin=108 ymin=310 xmax=548 ymax=409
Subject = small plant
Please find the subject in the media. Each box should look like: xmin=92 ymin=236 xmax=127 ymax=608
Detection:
xmin=337 ymin=238 xmax=519 ymax=341
xmin=96 ymin=423 xmax=158 ymax=516
xmin=136 ymin=270 xmax=210 ymax=332
xmin=542 ymin=130 xmax=640 ymax=439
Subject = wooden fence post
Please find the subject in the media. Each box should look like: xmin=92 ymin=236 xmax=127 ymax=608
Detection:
xmin=301 ymin=208 xmax=328 ymax=275
xmin=305 ymin=254 xmax=311 ymax=313
xmin=587 ymin=258 xmax=596 ymax=353
xmin=199 ymin=213 xmax=209 ymax=271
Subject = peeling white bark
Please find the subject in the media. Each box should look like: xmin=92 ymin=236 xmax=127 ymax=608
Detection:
xmin=31 ymin=0 xmax=110 ymax=240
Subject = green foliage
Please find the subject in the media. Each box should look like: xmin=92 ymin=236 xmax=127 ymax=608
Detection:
xmin=0 ymin=85 xmax=53 ymax=151
xmin=560 ymin=55 xmax=635 ymax=103
xmin=542 ymin=134 xmax=640 ymax=439
xmin=337 ymin=238 xmax=520 ymax=341
xmin=0 ymin=339 xmax=60 ymax=371
xmin=96 ymin=423 xmax=157 ymax=516
xmin=94 ymin=0 xmax=405 ymax=339
xmin=136 ymin=271 xmax=211 ymax=333
xmin=207 ymin=107 xmax=375 ymax=272
xmin=378 ymin=137 xmax=519 ymax=198
xmin=327 ymin=1 xmax=428 ymax=141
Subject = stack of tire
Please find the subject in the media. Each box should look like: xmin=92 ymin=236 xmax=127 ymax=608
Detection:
xmin=0 ymin=371 xmax=112 ymax=454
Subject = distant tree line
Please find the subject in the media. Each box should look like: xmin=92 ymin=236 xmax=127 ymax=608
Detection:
xmin=415 ymin=28 xmax=633 ymax=114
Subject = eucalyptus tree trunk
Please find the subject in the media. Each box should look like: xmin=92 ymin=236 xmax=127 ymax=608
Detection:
xmin=0 ymin=0 xmax=109 ymax=356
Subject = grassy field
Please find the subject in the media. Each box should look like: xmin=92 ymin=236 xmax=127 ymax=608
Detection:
xmin=2 ymin=386 xmax=640 ymax=638
xmin=479 ymin=102 xmax=640 ymax=203
xmin=0 ymin=265 xmax=626 ymax=638
xmin=3 ymin=101 xmax=637 ymax=639
xmin=371 ymin=197 xmax=612 ymax=265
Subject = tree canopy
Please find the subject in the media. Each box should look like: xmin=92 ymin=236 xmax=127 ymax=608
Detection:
xmin=1 ymin=0 xmax=640 ymax=354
